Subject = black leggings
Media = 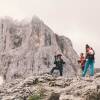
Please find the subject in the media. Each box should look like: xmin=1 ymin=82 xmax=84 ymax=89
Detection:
xmin=51 ymin=67 xmax=63 ymax=76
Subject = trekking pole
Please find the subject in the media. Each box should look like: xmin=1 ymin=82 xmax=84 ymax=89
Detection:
xmin=27 ymin=88 xmax=34 ymax=96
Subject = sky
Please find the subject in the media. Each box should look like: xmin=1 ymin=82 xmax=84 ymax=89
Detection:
xmin=0 ymin=0 xmax=100 ymax=84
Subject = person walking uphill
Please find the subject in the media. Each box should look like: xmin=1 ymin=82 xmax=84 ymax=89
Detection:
xmin=82 ymin=44 xmax=95 ymax=77
xmin=50 ymin=54 xmax=65 ymax=76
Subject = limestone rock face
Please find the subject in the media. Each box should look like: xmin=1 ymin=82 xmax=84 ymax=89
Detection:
xmin=0 ymin=74 xmax=100 ymax=100
xmin=0 ymin=16 xmax=79 ymax=81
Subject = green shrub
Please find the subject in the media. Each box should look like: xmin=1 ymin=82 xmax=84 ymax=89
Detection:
xmin=28 ymin=85 xmax=46 ymax=100
xmin=28 ymin=94 xmax=41 ymax=100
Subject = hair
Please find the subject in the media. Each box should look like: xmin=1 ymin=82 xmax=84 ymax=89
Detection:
xmin=80 ymin=53 xmax=84 ymax=55
xmin=86 ymin=44 xmax=90 ymax=49
xmin=86 ymin=44 xmax=90 ymax=52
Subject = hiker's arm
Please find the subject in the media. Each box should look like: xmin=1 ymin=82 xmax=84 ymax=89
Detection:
xmin=78 ymin=60 xmax=81 ymax=64
xmin=63 ymin=61 xmax=65 ymax=64
xmin=54 ymin=55 xmax=57 ymax=64
xmin=62 ymin=60 xmax=65 ymax=64
xmin=54 ymin=61 xmax=57 ymax=64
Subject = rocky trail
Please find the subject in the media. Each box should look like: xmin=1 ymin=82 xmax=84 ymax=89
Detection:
xmin=0 ymin=73 xmax=100 ymax=100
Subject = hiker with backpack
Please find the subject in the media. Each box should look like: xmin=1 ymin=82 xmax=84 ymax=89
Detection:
xmin=82 ymin=44 xmax=95 ymax=77
xmin=78 ymin=53 xmax=86 ymax=72
xmin=50 ymin=54 xmax=65 ymax=76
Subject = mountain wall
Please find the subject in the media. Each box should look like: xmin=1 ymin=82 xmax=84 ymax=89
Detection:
xmin=0 ymin=17 xmax=79 ymax=81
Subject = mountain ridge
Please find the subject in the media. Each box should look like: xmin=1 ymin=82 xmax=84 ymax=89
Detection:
xmin=0 ymin=16 xmax=79 ymax=82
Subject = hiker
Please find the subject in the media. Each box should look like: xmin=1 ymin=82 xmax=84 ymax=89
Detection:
xmin=50 ymin=54 xmax=65 ymax=76
xmin=78 ymin=53 xmax=86 ymax=71
xmin=82 ymin=44 xmax=95 ymax=77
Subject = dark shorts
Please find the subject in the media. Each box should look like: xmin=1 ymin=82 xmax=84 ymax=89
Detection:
xmin=82 ymin=66 xmax=85 ymax=71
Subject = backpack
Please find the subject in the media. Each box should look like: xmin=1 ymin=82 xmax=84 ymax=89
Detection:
xmin=87 ymin=48 xmax=95 ymax=60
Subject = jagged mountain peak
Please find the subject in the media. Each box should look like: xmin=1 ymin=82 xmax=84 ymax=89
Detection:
xmin=31 ymin=16 xmax=43 ymax=23
xmin=0 ymin=16 xmax=79 ymax=81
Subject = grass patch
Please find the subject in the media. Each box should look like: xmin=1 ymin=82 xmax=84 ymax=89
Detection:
xmin=28 ymin=94 xmax=41 ymax=100
xmin=28 ymin=84 xmax=46 ymax=100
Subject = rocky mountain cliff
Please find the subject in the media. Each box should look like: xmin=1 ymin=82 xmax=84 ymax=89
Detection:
xmin=0 ymin=16 xmax=79 ymax=82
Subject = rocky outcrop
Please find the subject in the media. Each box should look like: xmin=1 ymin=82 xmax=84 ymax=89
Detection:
xmin=0 ymin=16 xmax=79 ymax=81
xmin=0 ymin=74 xmax=100 ymax=100
xmin=95 ymin=68 xmax=100 ymax=73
